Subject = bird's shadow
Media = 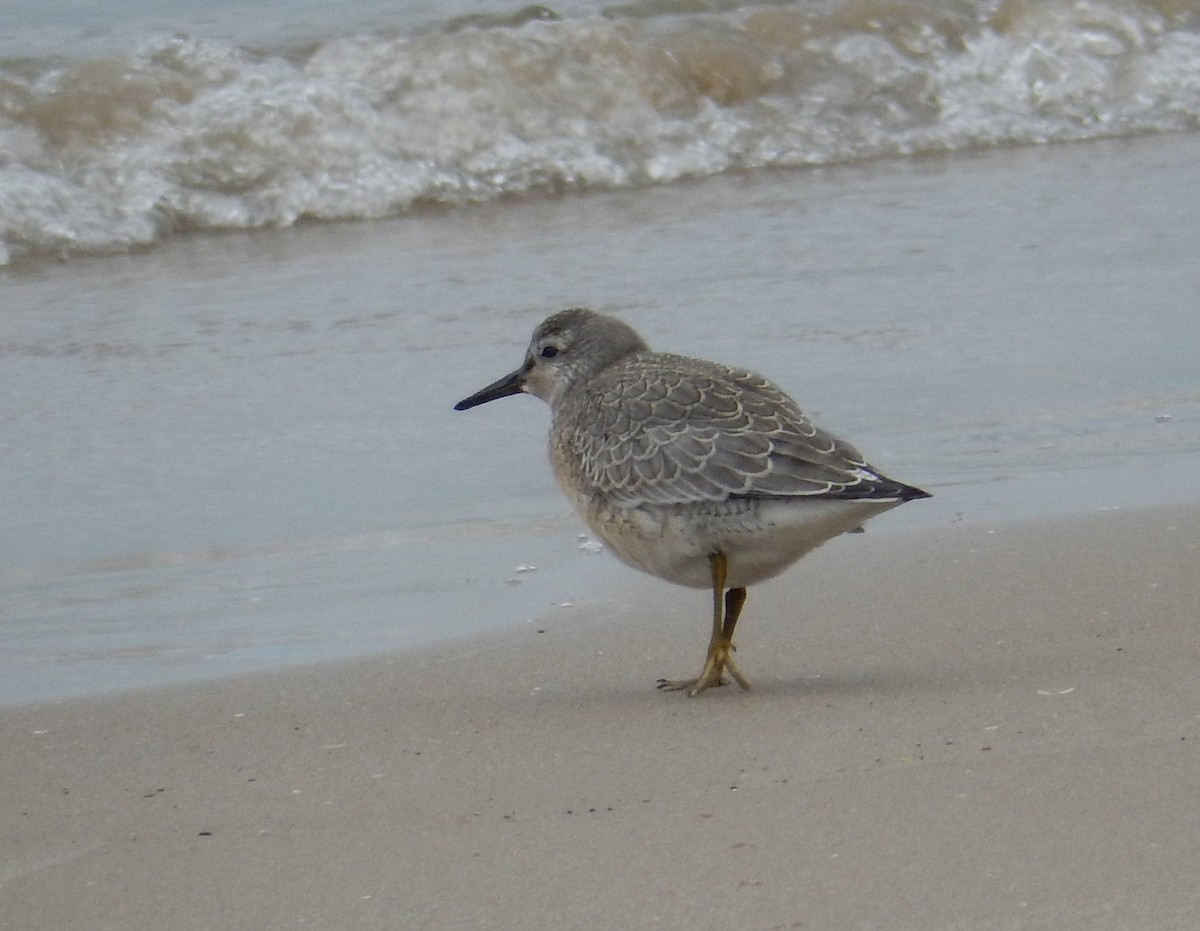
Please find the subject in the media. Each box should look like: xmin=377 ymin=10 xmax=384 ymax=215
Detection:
xmin=691 ymin=639 xmax=1029 ymax=700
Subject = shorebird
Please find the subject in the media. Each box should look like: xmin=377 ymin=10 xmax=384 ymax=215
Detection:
xmin=454 ymin=308 xmax=929 ymax=695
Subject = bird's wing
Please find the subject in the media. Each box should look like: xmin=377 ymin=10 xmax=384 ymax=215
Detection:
xmin=558 ymin=354 xmax=913 ymax=508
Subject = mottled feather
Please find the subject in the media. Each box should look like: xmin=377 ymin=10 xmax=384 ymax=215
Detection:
xmin=552 ymin=351 xmax=916 ymax=508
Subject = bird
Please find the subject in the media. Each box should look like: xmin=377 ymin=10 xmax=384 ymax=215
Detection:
xmin=454 ymin=308 xmax=929 ymax=695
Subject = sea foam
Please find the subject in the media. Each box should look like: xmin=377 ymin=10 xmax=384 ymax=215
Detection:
xmin=2 ymin=0 xmax=1198 ymax=264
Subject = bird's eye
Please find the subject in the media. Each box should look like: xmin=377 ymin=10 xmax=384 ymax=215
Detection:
xmin=540 ymin=345 xmax=559 ymax=359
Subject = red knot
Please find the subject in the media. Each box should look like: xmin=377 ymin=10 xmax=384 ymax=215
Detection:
xmin=455 ymin=308 xmax=929 ymax=695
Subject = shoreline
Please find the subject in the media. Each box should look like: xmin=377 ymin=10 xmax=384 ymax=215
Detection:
xmin=4 ymin=502 xmax=1197 ymax=929
xmin=6 ymin=131 xmax=1199 ymax=710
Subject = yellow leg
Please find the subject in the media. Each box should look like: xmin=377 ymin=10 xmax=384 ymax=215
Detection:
xmin=721 ymin=586 xmax=749 ymax=689
xmin=656 ymin=553 xmax=751 ymax=696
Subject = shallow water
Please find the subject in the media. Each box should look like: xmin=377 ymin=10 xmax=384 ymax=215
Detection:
xmin=2 ymin=131 xmax=1199 ymax=704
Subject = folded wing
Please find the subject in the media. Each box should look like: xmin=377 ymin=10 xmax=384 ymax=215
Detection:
xmin=559 ymin=354 xmax=921 ymax=508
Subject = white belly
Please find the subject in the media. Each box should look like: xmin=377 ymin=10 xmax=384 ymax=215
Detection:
xmin=577 ymin=496 xmax=904 ymax=590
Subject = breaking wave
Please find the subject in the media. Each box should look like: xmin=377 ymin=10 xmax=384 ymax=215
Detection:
xmin=2 ymin=0 xmax=1198 ymax=264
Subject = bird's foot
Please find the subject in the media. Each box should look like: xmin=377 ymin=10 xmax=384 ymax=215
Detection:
xmin=656 ymin=643 xmax=749 ymax=697
xmin=656 ymin=674 xmax=726 ymax=694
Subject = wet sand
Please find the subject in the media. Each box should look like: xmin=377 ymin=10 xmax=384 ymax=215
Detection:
xmin=4 ymin=504 xmax=1197 ymax=930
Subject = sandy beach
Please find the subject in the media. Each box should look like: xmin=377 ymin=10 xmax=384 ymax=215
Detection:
xmin=4 ymin=503 xmax=1197 ymax=930
xmin=5 ymin=4 xmax=1200 ymax=926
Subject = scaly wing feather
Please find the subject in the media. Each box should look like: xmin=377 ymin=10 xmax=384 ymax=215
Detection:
xmin=554 ymin=353 xmax=921 ymax=508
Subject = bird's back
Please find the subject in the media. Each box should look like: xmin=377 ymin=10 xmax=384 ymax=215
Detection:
xmin=549 ymin=350 xmax=925 ymax=511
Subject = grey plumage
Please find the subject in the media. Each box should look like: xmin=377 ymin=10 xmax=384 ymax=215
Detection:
xmin=455 ymin=307 xmax=929 ymax=694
